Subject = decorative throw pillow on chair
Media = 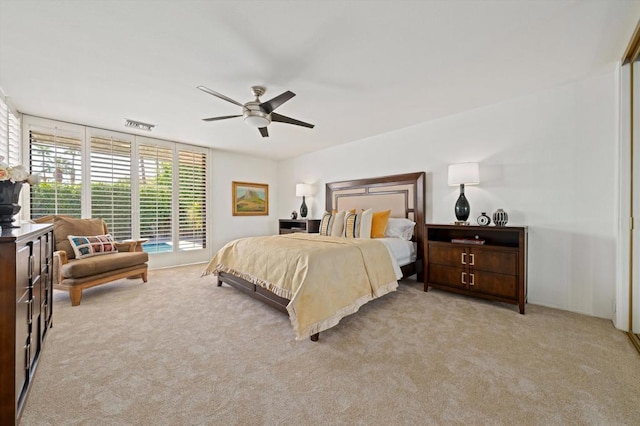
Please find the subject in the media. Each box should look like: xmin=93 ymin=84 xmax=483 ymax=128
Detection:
xmin=67 ymin=234 xmax=118 ymax=259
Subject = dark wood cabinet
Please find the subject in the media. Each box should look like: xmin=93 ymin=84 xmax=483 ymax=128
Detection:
xmin=278 ymin=219 xmax=321 ymax=234
xmin=425 ymin=224 xmax=527 ymax=313
xmin=1 ymin=224 xmax=54 ymax=425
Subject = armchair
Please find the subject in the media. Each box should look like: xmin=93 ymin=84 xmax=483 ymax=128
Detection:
xmin=33 ymin=215 xmax=149 ymax=306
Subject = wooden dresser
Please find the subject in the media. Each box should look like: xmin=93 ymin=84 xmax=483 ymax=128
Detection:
xmin=425 ymin=224 xmax=527 ymax=313
xmin=0 ymin=224 xmax=54 ymax=424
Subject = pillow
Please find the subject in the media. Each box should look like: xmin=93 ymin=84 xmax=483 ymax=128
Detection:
xmin=319 ymin=212 xmax=334 ymax=236
xmin=67 ymin=234 xmax=118 ymax=259
xmin=359 ymin=208 xmax=373 ymax=239
xmin=343 ymin=211 xmax=360 ymax=238
xmin=331 ymin=210 xmax=346 ymax=236
xmin=54 ymin=216 xmax=106 ymax=259
xmin=332 ymin=209 xmax=356 ymax=215
xmin=371 ymin=210 xmax=391 ymax=238
xmin=385 ymin=218 xmax=416 ymax=241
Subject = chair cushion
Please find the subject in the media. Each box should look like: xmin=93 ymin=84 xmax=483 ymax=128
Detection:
xmin=54 ymin=216 xmax=107 ymax=260
xmin=62 ymin=251 xmax=149 ymax=279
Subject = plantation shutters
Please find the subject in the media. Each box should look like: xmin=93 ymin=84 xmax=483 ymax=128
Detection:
xmin=178 ymin=149 xmax=207 ymax=251
xmin=0 ymin=97 xmax=20 ymax=164
xmin=138 ymin=143 xmax=173 ymax=253
xmin=0 ymin=99 xmax=7 ymax=159
xmin=24 ymin=116 xmax=210 ymax=265
xmin=89 ymin=132 xmax=132 ymax=241
xmin=29 ymin=127 xmax=83 ymax=218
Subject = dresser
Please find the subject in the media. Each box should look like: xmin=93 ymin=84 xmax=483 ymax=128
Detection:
xmin=278 ymin=219 xmax=321 ymax=234
xmin=0 ymin=224 xmax=54 ymax=424
xmin=425 ymin=224 xmax=527 ymax=313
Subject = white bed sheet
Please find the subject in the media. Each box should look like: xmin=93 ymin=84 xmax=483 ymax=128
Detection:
xmin=377 ymin=237 xmax=417 ymax=274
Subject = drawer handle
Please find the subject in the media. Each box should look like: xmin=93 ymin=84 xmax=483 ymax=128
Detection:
xmin=461 ymin=252 xmax=466 ymax=265
xmin=470 ymin=273 xmax=475 ymax=286
xmin=27 ymin=299 xmax=33 ymax=324
xmin=461 ymin=271 xmax=466 ymax=284
xmin=25 ymin=343 xmax=31 ymax=370
xmin=469 ymin=253 xmax=475 ymax=266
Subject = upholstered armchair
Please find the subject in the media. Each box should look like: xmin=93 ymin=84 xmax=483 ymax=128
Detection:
xmin=33 ymin=215 xmax=149 ymax=306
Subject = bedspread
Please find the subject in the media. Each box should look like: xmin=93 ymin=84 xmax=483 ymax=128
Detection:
xmin=201 ymin=233 xmax=399 ymax=340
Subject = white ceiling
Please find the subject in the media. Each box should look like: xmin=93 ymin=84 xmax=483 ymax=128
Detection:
xmin=1 ymin=1 xmax=639 ymax=160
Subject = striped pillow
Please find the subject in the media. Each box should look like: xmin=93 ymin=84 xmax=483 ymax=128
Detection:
xmin=343 ymin=211 xmax=360 ymax=238
xmin=319 ymin=212 xmax=333 ymax=236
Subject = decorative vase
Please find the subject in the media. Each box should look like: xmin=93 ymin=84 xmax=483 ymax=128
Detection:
xmin=493 ymin=208 xmax=508 ymax=227
xmin=454 ymin=184 xmax=470 ymax=221
xmin=0 ymin=181 xmax=23 ymax=228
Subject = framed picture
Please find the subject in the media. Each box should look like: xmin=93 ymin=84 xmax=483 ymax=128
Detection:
xmin=232 ymin=181 xmax=269 ymax=216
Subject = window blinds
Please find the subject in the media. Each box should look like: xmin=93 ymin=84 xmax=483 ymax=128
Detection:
xmin=178 ymin=149 xmax=207 ymax=251
xmin=0 ymin=97 xmax=20 ymax=164
xmin=90 ymin=134 xmax=132 ymax=241
xmin=29 ymin=129 xmax=83 ymax=218
xmin=138 ymin=143 xmax=174 ymax=252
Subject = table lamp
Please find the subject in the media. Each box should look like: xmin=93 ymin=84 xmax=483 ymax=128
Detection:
xmin=448 ymin=162 xmax=479 ymax=225
xmin=296 ymin=183 xmax=314 ymax=218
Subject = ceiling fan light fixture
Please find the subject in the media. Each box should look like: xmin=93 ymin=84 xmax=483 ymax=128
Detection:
xmin=244 ymin=115 xmax=270 ymax=128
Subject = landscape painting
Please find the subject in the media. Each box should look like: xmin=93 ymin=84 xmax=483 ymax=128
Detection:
xmin=232 ymin=181 xmax=268 ymax=216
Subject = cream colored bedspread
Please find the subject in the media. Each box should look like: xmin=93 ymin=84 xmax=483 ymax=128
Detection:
xmin=201 ymin=233 xmax=399 ymax=340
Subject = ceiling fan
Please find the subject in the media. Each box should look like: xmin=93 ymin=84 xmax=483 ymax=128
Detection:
xmin=197 ymin=85 xmax=315 ymax=137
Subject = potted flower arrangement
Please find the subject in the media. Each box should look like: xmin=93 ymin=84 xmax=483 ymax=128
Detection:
xmin=0 ymin=155 xmax=40 ymax=228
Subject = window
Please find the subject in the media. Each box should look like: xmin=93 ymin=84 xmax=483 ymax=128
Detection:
xmin=23 ymin=116 xmax=210 ymax=266
xmin=178 ymin=149 xmax=207 ymax=251
xmin=90 ymin=132 xmax=132 ymax=241
xmin=138 ymin=142 xmax=173 ymax=253
xmin=29 ymin=127 xmax=83 ymax=218
xmin=0 ymin=95 xmax=20 ymax=164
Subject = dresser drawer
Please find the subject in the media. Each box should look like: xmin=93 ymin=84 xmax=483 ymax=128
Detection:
xmin=428 ymin=243 xmax=465 ymax=267
xmin=469 ymin=270 xmax=517 ymax=298
xmin=471 ymin=248 xmax=517 ymax=276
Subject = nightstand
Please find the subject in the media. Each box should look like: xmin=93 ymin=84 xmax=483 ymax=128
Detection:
xmin=424 ymin=224 xmax=527 ymax=313
xmin=279 ymin=219 xmax=321 ymax=234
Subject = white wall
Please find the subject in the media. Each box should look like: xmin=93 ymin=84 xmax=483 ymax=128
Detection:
xmin=277 ymin=70 xmax=619 ymax=319
xmin=211 ymin=150 xmax=279 ymax=253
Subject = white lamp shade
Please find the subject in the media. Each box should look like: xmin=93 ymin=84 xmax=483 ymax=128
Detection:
xmin=448 ymin=163 xmax=480 ymax=186
xmin=296 ymin=183 xmax=314 ymax=197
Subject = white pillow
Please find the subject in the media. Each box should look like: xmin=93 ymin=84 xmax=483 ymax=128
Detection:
xmin=385 ymin=218 xmax=416 ymax=241
xmin=359 ymin=208 xmax=373 ymax=239
xmin=331 ymin=210 xmax=346 ymax=237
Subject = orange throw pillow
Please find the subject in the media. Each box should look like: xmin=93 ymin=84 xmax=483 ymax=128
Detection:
xmin=371 ymin=210 xmax=391 ymax=238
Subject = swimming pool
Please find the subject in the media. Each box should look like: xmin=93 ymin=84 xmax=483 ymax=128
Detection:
xmin=142 ymin=242 xmax=173 ymax=253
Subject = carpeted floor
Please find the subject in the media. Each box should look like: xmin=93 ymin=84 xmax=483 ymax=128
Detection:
xmin=20 ymin=264 xmax=640 ymax=425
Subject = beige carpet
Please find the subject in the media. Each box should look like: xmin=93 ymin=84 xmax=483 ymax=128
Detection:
xmin=20 ymin=264 xmax=640 ymax=425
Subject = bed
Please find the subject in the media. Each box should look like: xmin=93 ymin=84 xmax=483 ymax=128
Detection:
xmin=202 ymin=172 xmax=425 ymax=341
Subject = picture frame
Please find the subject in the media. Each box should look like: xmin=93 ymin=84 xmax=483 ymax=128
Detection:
xmin=232 ymin=181 xmax=269 ymax=216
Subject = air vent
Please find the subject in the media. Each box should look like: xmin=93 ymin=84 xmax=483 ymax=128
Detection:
xmin=124 ymin=119 xmax=155 ymax=131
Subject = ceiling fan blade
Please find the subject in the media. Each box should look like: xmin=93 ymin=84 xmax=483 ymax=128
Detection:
xmin=271 ymin=112 xmax=315 ymax=129
xmin=202 ymin=115 xmax=242 ymax=122
xmin=197 ymin=86 xmax=244 ymax=107
xmin=258 ymin=127 xmax=269 ymax=137
xmin=259 ymin=91 xmax=295 ymax=114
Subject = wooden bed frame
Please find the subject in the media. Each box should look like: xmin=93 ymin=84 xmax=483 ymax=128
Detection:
xmin=217 ymin=171 xmax=426 ymax=341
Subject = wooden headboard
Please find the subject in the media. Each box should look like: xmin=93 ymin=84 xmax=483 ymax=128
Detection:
xmin=325 ymin=171 xmax=425 ymax=281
